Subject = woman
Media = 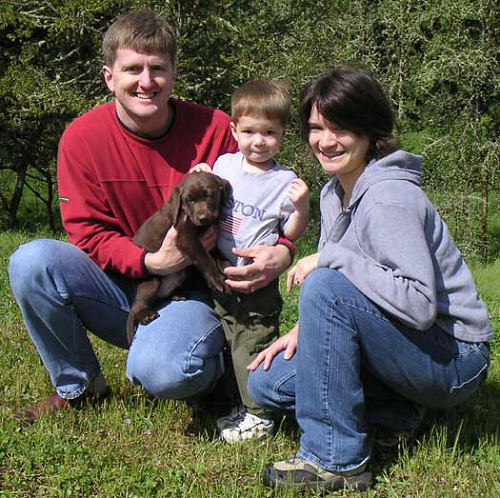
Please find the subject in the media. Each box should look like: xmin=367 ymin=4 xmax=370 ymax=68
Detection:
xmin=247 ymin=67 xmax=492 ymax=492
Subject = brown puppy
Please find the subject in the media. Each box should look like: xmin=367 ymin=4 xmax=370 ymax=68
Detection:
xmin=126 ymin=171 xmax=231 ymax=344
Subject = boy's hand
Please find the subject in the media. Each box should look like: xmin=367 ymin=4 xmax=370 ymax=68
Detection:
xmin=189 ymin=163 xmax=212 ymax=174
xmin=288 ymin=178 xmax=309 ymax=211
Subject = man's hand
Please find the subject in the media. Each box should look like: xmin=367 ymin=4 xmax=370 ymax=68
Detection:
xmin=224 ymin=244 xmax=292 ymax=293
xmin=247 ymin=323 xmax=298 ymax=371
xmin=144 ymin=225 xmax=218 ymax=275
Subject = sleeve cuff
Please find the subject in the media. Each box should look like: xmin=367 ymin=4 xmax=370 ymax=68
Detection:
xmin=277 ymin=236 xmax=295 ymax=261
xmin=140 ymin=249 xmax=151 ymax=277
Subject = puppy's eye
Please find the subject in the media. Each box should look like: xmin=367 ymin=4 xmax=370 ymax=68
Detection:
xmin=184 ymin=197 xmax=194 ymax=204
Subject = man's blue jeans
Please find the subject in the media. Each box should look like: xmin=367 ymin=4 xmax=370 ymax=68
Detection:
xmin=8 ymin=239 xmax=225 ymax=400
xmin=248 ymin=268 xmax=489 ymax=473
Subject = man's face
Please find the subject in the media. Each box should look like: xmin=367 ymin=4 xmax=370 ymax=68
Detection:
xmin=103 ymin=47 xmax=175 ymax=136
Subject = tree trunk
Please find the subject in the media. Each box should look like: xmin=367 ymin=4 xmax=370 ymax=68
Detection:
xmin=480 ymin=165 xmax=489 ymax=264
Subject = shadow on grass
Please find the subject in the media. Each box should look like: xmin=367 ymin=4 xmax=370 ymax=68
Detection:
xmin=369 ymin=377 xmax=500 ymax=476
xmin=183 ymin=378 xmax=500 ymax=476
xmin=185 ymin=373 xmax=500 ymax=476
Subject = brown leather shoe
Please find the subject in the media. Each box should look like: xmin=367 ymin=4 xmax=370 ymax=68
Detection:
xmin=17 ymin=392 xmax=70 ymax=426
xmin=17 ymin=387 xmax=111 ymax=426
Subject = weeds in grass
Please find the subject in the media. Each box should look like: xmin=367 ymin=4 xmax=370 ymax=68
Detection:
xmin=1 ymin=230 xmax=499 ymax=497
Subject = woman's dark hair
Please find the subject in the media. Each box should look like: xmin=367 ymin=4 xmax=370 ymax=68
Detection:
xmin=299 ymin=66 xmax=398 ymax=160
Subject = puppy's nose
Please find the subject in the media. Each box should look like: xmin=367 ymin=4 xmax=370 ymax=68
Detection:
xmin=196 ymin=212 xmax=214 ymax=226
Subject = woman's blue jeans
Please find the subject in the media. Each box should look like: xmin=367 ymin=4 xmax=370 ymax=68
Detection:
xmin=248 ymin=268 xmax=489 ymax=473
xmin=8 ymin=239 xmax=225 ymax=400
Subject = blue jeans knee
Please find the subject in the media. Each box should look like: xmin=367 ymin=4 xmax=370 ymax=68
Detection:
xmin=9 ymin=239 xmax=61 ymax=296
xmin=126 ymin=295 xmax=226 ymax=399
xmin=248 ymin=352 xmax=297 ymax=412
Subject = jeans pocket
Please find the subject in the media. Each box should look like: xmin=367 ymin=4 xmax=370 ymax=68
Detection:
xmin=450 ymin=342 xmax=489 ymax=406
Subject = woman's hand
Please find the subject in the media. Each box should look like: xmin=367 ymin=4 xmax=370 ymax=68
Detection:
xmin=286 ymin=252 xmax=320 ymax=292
xmin=224 ymin=244 xmax=292 ymax=294
xmin=247 ymin=323 xmax=298 ymax=372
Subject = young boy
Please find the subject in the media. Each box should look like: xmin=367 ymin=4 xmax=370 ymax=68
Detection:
xmin=196 ymin=80 xmax=309 ymax=442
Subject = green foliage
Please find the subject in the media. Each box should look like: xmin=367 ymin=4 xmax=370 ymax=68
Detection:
xmin=1 ymin=0 xmax=499 ymax=258
xmin=0 ymin=0 xmax=120 ymax=229
xmin=2 ymin=230 xmax=500 ymax=497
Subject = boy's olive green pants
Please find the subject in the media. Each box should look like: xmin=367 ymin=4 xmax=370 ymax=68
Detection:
xmin=213 ymin=280 xmax=282 ymax=418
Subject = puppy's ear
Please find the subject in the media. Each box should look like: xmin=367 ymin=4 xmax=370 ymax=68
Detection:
xmin=218 ymin=177 xmax=232 ymax=203
xmin=168 ymin=186 xmax=183 ymax=225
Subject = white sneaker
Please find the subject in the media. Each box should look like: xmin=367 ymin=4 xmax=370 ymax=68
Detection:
xmin=217 ymin=405 xmax=274 ymax=443
xmin=216 ymin=404 xmax=246 ymax=431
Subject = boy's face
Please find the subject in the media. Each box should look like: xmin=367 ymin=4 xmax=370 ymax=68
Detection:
xmin=103 ymin=47 xmax=175 ymax=136
xmin=230 ymin=115 xmax=285 ymax=169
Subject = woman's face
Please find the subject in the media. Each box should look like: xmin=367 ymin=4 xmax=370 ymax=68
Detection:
xmin=308 ymin=105 xmax=370 ymax=185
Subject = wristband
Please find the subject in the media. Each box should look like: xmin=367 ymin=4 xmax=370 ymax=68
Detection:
xmin=277 ymin=236 xmax=295 ymax=261
xmin=140 ymin=249 xmax=151 ymax=276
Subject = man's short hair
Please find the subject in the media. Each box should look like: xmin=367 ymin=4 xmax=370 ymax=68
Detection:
xmin=231 ymin=80 xmax=290 ymax=127
xmin=103 ymin=9 xmax=177 ymax=67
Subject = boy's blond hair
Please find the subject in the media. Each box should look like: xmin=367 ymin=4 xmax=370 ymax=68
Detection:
xmin=103 ymin=9 xmax=177 ymax=67
xmin=231 ymin=80 xmax=290 ymax=127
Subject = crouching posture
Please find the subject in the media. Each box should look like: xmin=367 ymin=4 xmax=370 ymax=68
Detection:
xmin=247 ymin=67 xmax=492 ymax=493
xmin=9 ymin=10 xmax=291 ymax=426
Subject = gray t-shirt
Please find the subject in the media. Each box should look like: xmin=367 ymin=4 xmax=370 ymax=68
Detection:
xmin=213 ymin=152 xmax=296 ymax=266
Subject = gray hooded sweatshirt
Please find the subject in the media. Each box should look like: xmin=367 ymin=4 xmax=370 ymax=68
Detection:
xmin=318 ymin=150 xmax=492 ymax=342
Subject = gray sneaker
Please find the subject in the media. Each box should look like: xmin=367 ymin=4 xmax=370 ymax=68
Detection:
xmin=263 ymin=456 xmax=372 ymax=492
xmin=217 ymin=405 xmax=274 ymax=443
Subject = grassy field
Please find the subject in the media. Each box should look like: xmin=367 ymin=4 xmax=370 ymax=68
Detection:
xmin=1 ymin=229 xmax=499 ymax=497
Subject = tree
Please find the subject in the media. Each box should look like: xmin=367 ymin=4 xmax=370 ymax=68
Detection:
xmin=1 ymin=0 xmax=499 ymax=261
xmin=0 ymin=0 xmax=126 ymax=229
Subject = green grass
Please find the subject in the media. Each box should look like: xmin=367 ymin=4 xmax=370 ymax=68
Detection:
xmin=1 ymin=230 xmax=500 ymax=497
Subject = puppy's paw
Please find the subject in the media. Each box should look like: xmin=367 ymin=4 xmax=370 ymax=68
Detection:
xmin=208 ymin=272 xmax=231 ymax=294
xmin=171 ymin=293 xmax=187 ymax=301
xmin=139 ymin=310 xmax=160 ymax=325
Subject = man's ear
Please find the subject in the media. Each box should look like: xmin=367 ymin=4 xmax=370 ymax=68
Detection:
xmin=102 ymin=65 xmax=114 ymax=93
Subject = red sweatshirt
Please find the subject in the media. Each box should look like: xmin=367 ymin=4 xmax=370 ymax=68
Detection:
xmin=57 ymin=100 xmax=237 ymax=278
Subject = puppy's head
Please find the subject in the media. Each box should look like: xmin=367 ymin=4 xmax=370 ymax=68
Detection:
xmin=177 ymin=172 xmax=231 ymax=227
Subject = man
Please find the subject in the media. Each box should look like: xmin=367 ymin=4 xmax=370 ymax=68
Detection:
xmin=9 ymin=9 xmax=292 ymax=424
